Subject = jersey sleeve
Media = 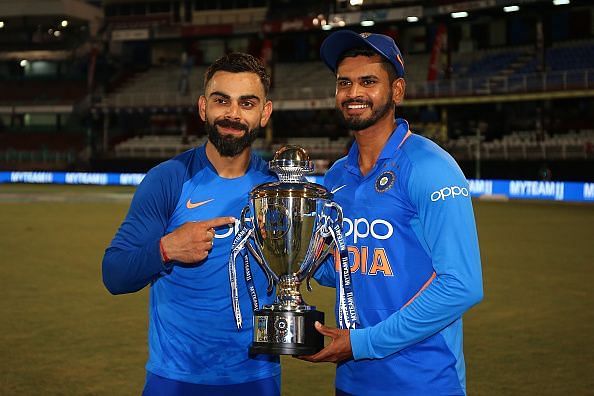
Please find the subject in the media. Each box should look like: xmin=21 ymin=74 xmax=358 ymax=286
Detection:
xmin=350 ymin=150 xmax=483 ymax=359
xmin=313 ymin=255 xmax=336 ymax=287
xmin=101 ymin=162 xmax=183 ymax=294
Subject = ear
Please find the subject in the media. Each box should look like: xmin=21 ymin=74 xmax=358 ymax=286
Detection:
xmin=392 ymin=78 xmax=406 ymax=106
xmin=260 ymin=100 xmax=273 ymax=127
xmin=198 ymin=95 xmax=207 ymax=122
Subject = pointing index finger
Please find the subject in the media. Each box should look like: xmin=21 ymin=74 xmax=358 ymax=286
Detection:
xmin=201 ymin=216 xmax=236 ymax=229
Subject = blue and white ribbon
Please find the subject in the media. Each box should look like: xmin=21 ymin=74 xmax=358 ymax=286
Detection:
xmin=228 ymin=225 xmax=259 ymax=329
xmin=329 ymin=222 xmax=358 ymax=329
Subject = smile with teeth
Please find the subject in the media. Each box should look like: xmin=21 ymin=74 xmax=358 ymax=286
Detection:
xmin=346 ymin=103 xmax=370 ymax=110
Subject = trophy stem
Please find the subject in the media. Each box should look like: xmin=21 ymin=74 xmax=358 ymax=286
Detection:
xmin=276 ymin=275 xmax=305 ymax=308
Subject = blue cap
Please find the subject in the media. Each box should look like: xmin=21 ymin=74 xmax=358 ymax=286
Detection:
xmin=320 ymin=30 xmax=405 ymax=78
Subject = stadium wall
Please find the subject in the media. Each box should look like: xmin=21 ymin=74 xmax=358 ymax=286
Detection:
xmin=1 ymin=171 xmax=593 ymax=203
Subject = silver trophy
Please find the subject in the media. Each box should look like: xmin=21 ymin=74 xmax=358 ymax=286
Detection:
xmin=228 ymin=145 xmax=357 ymax=355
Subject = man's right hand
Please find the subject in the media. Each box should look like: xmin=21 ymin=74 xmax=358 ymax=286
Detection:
xmin=160 ymin=217 xmax=236 ymax=264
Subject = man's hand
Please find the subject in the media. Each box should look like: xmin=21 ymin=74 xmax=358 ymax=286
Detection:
xmin=160 ymin=217 xmax=235 ymax=263
xmin=298 ymin=321 xmax=353 ymax=363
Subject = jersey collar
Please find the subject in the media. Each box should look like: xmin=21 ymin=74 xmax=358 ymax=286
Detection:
xmin=197 ymin=143 xmax=256 ymax=176
xmin=345 ymin=118 xmax=411 ymax=175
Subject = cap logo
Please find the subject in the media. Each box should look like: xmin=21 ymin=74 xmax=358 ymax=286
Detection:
xmin=396 ymin=53 xmax=404 ymax=68
xmin=360 ymin=32 xmax=372 ymax=39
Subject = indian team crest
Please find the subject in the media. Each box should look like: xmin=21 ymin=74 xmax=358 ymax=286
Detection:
xmin=375 ymin=171 xmax=396 ymax=193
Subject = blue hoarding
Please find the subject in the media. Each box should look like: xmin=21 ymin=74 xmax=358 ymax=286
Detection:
xmin=1 ymin=171 xmax=592 ymax=203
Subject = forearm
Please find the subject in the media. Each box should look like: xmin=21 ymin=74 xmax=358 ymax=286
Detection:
xmin=102 ymin=238 xmax=169 ymax=294
xmin=101 ymin=163 xmax=181 ymax=295
xmin=350 ymin=272 xmax=483 ymax=359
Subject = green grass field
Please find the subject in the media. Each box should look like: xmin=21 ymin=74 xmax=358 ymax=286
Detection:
xmin=1 ymin=184 xmax=593 ymax=395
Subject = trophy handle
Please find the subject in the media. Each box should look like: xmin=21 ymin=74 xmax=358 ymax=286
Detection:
xmin=330 ymin=201 xmax=344 ymax=224
xmin=246 ymin=240 xmax=278 ymax=294
xmin=241 ymin=205 xmax=279 ymax=294
xmin=305 ymin=201 xmax=344 ymax=292
xmin=305 ymin=236 xmax=335 ymax=292
xmin=320 ymin=201 xmax=343 ymax=235
xmin=240 ymin=205 xmax=251 ymax=229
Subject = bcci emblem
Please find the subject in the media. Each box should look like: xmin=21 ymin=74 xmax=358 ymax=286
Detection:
xmin=360 ymin=32 xmax=372 ymax=39
xmin=375 ymin=171 xmax=396 ymax=193
xmin=264 ymin=204 xmax=291 ymax=239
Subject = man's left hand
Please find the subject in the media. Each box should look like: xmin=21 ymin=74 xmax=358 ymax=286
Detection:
xmin=298 ymin=321 xmax=352 ymax=363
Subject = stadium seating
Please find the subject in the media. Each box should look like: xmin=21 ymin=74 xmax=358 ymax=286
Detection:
xmin=442 ymin=130 xmax=594 ymax=161
xmin=0 ymin=131 xmax=85 ymax=170
xmin=100 ymin=65 xmax=207 ymax=108
xmin=547 ymin=40 xmax=594 ymax=72
xmin=4 ymin=0 xmax=590 ymax=180
xmin=0 ymin=80 xmax=88 ymax=105
xmin=114 ymin=134 xmax=207 ymax=158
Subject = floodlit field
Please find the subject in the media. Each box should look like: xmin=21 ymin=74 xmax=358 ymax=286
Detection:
xmin=0 ymin=184 xmax=593 ymax=395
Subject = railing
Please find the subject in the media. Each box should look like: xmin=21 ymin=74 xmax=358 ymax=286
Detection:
xmin=100 ymin=92 xmax=196 ymax=108
xmin=407 ymin=69 xmax=594 ymax=98
xmin=445 ymin=141 xmax=593 ymax=161
xmin=97 ymin=69 xmax=594 ymax=109
xmin=0 ymin=149 xmax=76 ymax=164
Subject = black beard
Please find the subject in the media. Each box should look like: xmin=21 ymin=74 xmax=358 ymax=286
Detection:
xmin=336 ymin=97 xmax=393 ymax=131
xmin=205 ymin=118 xmax=259 ymax=157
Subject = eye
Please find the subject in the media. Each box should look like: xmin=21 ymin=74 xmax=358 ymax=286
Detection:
xmin=240 ymin=100 xmax=255 ymax=108
xmin=362 ymin=79 xmax=376 ymax=86
xmin=213 ymin=97 xmax=228 ymax=105
xmin=337 ymin=80 xmax=351 ymax=88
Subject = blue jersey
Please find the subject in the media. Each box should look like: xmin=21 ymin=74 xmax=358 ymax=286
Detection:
xmin=317 ymin=119 xmax=483 ymax=396
xmin=102 ymin=144 xmax=280 ymax=386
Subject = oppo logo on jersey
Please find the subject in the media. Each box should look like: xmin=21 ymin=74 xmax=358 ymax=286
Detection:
xmin=342 ymin=217 xmax=394 ymax=243
xmin=214 ymin=219 xmax=244 ymax=239
xmin=430 ymin=186 xmax=469 ymax=202
xmin=214 ymin=217 xmax=395 ymax=244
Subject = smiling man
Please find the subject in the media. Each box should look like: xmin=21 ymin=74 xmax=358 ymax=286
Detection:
xmin=301 ymin=31 xmax=484 ymax=396
xmin=102 ymin=53 xmax=281 ymax=395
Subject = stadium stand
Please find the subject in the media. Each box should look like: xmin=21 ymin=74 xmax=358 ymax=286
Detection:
xmin=1 ymin=0 xmax=593 ymax=180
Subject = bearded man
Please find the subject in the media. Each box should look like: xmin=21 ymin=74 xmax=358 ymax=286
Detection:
xmin=102 ymin=52 xmax=281 ymax=396
xmin=301 ymin=31 xmax=484 ymax=396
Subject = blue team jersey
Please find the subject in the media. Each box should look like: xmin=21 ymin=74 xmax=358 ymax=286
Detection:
xmin=102 ymin=144 xmax=280 ymax=385
xmin=317 ymin=119 xmax=483 ymax=396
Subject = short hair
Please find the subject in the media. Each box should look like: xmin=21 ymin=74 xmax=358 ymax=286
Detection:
xmin=203 ymin=52 xmax=271 ymax=96
xmin=337 ymin=47 xmax=399 ymax=83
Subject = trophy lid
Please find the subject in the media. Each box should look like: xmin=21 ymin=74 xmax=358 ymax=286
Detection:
xmin=251 ymin=181 xmax=331 ymax=199
xmin=251 ymin=145 xmax=331 ymax=199
xmin=269 ymin=145 xmax=314 ymax=183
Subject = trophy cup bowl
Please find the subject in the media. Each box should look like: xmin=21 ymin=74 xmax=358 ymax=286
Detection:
xmin=242 ymin=146 xmax=341 ymax=355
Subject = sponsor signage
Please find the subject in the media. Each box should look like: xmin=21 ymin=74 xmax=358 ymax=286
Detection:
xmin=111 ymin=29 xmax=150 ymax=41
xmin=262 ymin=17 xmax=314 ymax=33
xmin=437 ymin=0 xmax=496 ymax=13
xmin=0 ymin=172 xmax=591 ymax=202
xmin=1 ymin=172 xmax=144 ymax=186
xmin=330 ymin=5 xmax=423 ymax=26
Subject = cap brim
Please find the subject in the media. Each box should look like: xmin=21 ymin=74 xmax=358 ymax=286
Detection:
xmin=320 ymin=30 xmax=391 ymax=74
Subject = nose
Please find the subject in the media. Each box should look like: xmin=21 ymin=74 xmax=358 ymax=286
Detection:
xmin=346 ymin=83 xmax=361 ymax=99
xmin=225 ymin=101 xmax=241 ymax=120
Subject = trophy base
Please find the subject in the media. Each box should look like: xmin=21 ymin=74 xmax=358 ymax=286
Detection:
xmin=249 ymin=308 xmax=324 ymax=356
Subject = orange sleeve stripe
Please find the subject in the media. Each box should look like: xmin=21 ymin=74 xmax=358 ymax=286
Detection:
xmin=398 ymin=130 xmax=412 ymax=149
xmin=403 ymin=271 xmax=436 ymax=308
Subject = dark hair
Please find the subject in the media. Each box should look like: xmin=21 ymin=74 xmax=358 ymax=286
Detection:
xmin=203 ymin=52 xmax=271 ymax=96
xmin=337 ymin=47 xmax=398 ymax=83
